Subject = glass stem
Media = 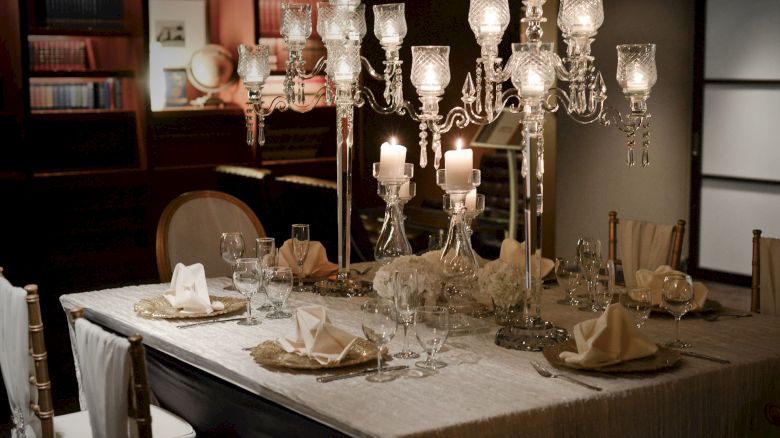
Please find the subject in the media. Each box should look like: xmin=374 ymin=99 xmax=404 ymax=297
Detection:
xmin=402 ymin=323 xmax=409 ymax=353
xmin=376 ymin=350 xmax=383 ymax=376
xmin=675 ymin=316 xmax=681 ymax=342
xmin=246 ymin=298 xmax=252 ymax=321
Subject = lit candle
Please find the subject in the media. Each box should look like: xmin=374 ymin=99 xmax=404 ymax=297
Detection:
xmin=380 ymin=23 xmax=400 ymax=45
xmin=522 ymin=70 xmax=545 ymax=97
xmin=334 ymin=60 xmax=353 ymax=83
xmin=465 ymin=189 xmax=477 ymax=211
xmin=288 ymin=24 xmax=306 ymax=43
xmin=444 ymin=139 xmax=474 ymax=191
xmin=570 ymin=14 xmax=595 ymax=34
xmin=379 ymin=137 xmax=407 ymax=178
xmin=625 ymin=62 xmax=649 ymax=92
xmin=480 ymin=7 xmax=501 ymax=35
xmin=419 ymin=66 xmax=441 ymax=93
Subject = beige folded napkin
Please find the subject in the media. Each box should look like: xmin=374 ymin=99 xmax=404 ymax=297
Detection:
xmin=499 ymin=239 xmax=555 ymax=278
xmin=277 ymin=305 xmax=358 ymax=365
xmin=278 ymin=240 xmax=338 ymax=278
xmin=164 ymin=263 xmax=224 ymax=313
xmin=559 ymin=303 xmax=658 ymax=368
xmin=635 ymin=265 xmax=709 ymax=310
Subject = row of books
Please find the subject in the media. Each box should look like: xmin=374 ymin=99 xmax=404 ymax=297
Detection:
xmin=29 ymin=39 xmax=94 ymax=71
xmin=40 ymin=0 xmax=124 ymax=30
xmin=30 ymin=78 xmax=123 ymax=110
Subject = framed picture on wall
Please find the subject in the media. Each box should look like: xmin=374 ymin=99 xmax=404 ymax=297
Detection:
xmin=164 ymin=68 xmax=188 ymax=107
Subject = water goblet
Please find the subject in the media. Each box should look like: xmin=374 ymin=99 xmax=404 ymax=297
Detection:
xmin=393 ymin=269 xmax=420 ymax=359
xmin=232 ymin=258 xmax=261 ymax=326
xmin=414 ymin=306 xmax=449 ymax=372
xmin=220 ymin=232 xmax=245 ymax=291
xmin=592 ymin=259 xmax=615 ymax=312
xmin=291 ymin=224 xmax=310 ymax=292
xmin=266 ymin=266 xmax=293 ymax=319
xmin=255 ymin=237 xmax=276 ymax=312
xmin=662 ymin=273 xmax=694 ymax=348
xmin=361 ymin=298 xmax=398 ymax=383
xmin=555 ymin=257 xmax=580 ymax=306
xmin=577 ymin=237 xmax=601 ymax=311
xmin=620 ymin=287 xmax=652 ymax=328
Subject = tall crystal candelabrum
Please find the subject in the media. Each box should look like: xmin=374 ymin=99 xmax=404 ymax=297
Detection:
xmin=372 ymin=162 xmax=414 ymax=264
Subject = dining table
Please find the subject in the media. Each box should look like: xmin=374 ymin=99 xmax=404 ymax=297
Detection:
xmin=59 ymin=266 xmax=780 ymax=437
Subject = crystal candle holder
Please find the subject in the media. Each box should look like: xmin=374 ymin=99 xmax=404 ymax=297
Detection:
xmin=557 ymin=0 xmax=604 ymax=38
xmin=373 ymin=3 xmax=406 ymax=49
xmin=281 ymin=3 xmax=312 ymax=50
xmin=511 ymin=43 xmax=555 ymax=101
xmin=372 ymin=163 xmax=414 ymax=264
xmin=468 ymin=0 xmax=510 ymax=58
xmin=616 ymin=44 xmax=657 ymax=112
xmin=238 ymin=44 xmax=271 ymax=90
xmin=443 ymin=192 xmax=485 ymax=237
xmin=326 ymin=40 xmax=361 ymax=85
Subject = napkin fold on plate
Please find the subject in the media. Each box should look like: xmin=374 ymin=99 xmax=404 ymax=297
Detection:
xmin=559 ymin=303 xmax=658 ymax=368
xmin=635 ymin=265 xmax=709 ymax=310
xmin=164 ymin=263 xmax=224 ymax=314
xmin=277 ymin=240 xmax=338 ymax=278
xmin=277 ymin=305 xmax=358 ymax=365
xmin=499 ymin=239 xmax=555 ymax=278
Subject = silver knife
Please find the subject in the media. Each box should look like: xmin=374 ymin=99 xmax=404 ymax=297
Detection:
xmin=177 ymin=317 xmax=245 ymax=329
xmin=317 ymin=365 xmax=408 ymax=383
xmin=681 ymin=351 xmax=730 ymax=364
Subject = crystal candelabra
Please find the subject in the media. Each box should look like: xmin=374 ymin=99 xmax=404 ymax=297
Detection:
xmin=238 ymin=0 xmax=657 ymax=344
xmin=372 ymin=162 xmax=414 ymax=264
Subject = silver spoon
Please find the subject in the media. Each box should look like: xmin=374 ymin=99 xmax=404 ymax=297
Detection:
xmin=530 ymin=361 xmax=603 ymax=391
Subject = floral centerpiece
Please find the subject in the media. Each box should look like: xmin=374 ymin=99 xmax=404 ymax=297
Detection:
xmin=372 ymin=254 xmax=445 ymax=305
xmin=475 ymin=259 xmax=525 ymax=326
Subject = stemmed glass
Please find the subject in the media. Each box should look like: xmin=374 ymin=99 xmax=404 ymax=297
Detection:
xmin=662 ymin=273 xmax=694 ymax=348
xmin=255 ymin=237 xmax=276 ymax=312
xmin=620 ymin=287 xmax=652 ymax=328
xmin=414 ymin=306 xmax=449 ymax=371
xmin=592 ymin=259 xmax=614 ymax=312
xmin=291 ymin=224 xmax=310 ymax=292
xmin=393 ymin=270 xmax=420 ymax=359
xmin=361 ymin=298 xmax=398 ymax=383
xmin=232 ymin=258 xmax=261 ymax=326
xmin=577 ymin=237 xmax=601 ymax=312
xmin=266 ymin=266 xmax=293 ymax=319
xmin=555 ymin=257 xmax=580 ymax=306
xmin=220 ymin=232 xmax=245 ymax=291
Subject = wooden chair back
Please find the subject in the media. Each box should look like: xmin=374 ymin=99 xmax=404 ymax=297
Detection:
xmin=69 ymin=308 xmax=153 ymax=438
xmin=608 ymin=211 xmax=686 ymax=270
xmin=26 ymin=284 xmax=55 ymax=438
xmin=752 ymin=229 xmax=762 ymax=313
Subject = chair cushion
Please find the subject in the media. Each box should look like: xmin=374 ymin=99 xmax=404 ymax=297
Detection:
xmin=54 ymin=405 xmax=196 ymax=437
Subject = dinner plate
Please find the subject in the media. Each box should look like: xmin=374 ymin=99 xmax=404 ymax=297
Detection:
xmin=133 ymin=295 xmax=246 ymax=319
xmin=543 ymin=339 xmax=681 ymax=373
xmin=250 ymin=338 xmax=379 ymax=370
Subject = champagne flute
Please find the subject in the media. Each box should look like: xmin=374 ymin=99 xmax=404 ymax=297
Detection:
xmin=577 ymin=237 xmax=601 ymax=311
xmin=232 ymin=258 xmax=261 ymax=326
xmin=620 ymin=287 xmax=652 ymax=328
xmin=414 ymin=306 xmax=449 ymax=371
xmin=255 ymin=237 xmax=276 ymax=312
xmin=220 ymin=232 xmax=245 ymax=291
xmin=291 ymin=224 xmax=310 ymax=292
xmin=555 ymin=257 xmax=580 ymax=306
xmin=361 ymin=298 xmax=398 ymax=383
xmin=393 ymin=269 xmax=420 ymax=359
xmin=663 ymin=273 xmax=694 ymax=348
xmin=266 ymin=266 xmax=293 ymax=319
xmin=592 ymin=259 xmax=614 ymax=312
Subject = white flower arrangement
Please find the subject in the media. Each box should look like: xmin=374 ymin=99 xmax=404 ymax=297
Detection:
xmin=372 ymin=254 xmax=445 ymax=305
xmin=475 ymin=259 xmax=523 ymax=308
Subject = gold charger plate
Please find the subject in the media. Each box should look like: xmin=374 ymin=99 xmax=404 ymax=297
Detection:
xmin=250 ymin=338 xmax=378 ymax=370
xmin=543 ymin=339 xmax=681 ymax=373
xmin=133 ymin=295 xmax=245 ymax=319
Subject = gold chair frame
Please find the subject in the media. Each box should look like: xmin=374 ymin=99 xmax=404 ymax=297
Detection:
xmin=608 ymin=211 xmax=686 ymax=271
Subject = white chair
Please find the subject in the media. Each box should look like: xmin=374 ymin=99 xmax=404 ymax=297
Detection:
xmin=752 ymin=229 xmax=779 ymax=315
xmin=156 ymin=190 xmax=266 ymax=282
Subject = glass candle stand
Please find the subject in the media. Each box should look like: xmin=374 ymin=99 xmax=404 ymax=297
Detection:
xmin=372 ymin=163 xmax=414 ymax=264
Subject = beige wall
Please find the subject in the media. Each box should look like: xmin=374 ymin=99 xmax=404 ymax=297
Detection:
xmin=555 ymin=0 xmax=695 ymax=258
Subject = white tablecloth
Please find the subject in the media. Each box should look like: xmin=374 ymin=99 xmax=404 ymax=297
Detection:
xmin=60 ymin=279 xmax=780 ymax=437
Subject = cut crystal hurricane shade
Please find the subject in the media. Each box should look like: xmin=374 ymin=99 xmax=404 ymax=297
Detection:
xmin=373 ymin=3 xmax=406 ymax=46
xmin=616 ymin=44 xmax=657 ymax=94
xmin=326 ymin=40 xmax=361 ymax=84
xmin=510 ymin=43 xmax=556 ymax=98
xmin=317 ymin=2 xmax=365 ymax=42
xmin=467 ymin=0 xmax=510 ymax=40
xmin=237 ymin=44 xmax=271 ymax=86
xmin=281 ymin=3 xmax=312 ymax=45
xmin=411 ymin=46 xmax=451 ymax=96
xmin=557 ymin=0 xmax=604 ymax=37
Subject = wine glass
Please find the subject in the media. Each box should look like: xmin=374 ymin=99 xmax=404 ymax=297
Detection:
xmin=255 ymin=237 xmax=276 ymax=312
xmin=393 ymin=269 xmax=420 ymax=359
xmin=577 ymin=237 xmax=601 ymax=311
xmin=220 ymin=232 xmax=245 ymax=291
xmin=592 ymin=259 xmax=614 ymax=312
xmin=414 ymin=306 xmax=449 ymax=371
xmin=232 ymin=258 xmax=261 ymax=326
xmin=361 ymin=298 xmax=398 ymax=383
xmin=266 ymin=266 xmax=293 ymax=319
xmin=662 ymin=273 xmax=694 ymax=348
xmin=620 ymin=287 xmax=652 ymax=328
xmin=555 ymin=257 xmax=580 ymax=306
xmin=291 ymin=224 xmax=310 ymax=292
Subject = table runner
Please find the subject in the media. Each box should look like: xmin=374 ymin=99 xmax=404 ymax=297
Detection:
xmin=60 ymin=279 xmax=780 ymax=437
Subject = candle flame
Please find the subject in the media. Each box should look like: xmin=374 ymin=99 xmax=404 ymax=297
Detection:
xmin=390 ymin=136 xmax=397 ymax=145
xmin=456 ymin=138 xmax=463 ymax=150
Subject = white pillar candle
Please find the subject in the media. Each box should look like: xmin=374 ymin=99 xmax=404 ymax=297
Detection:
xmin=381 ymin=23 xmax=400 ymax=45
xmin=465 ymin=189 xmax=477 ymax=211
xmin=379 ymin=139 xmax=406 ymax=178
xmin=444 ymin=140 xmax=473 ymax=191
xmin=480 ymin=7 xmax=501 ymax=35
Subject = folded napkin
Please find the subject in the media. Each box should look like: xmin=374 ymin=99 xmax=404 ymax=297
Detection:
xmin=278 ymin=240 xmax=338 ymax=278
xmin=635 ymin=265 xmax=709 ymax=310
xmin=277 ymin=306 xmax=358 ymax=365
xmin=559 ymin=303 xmax=658 ymax=368
xmin=499 ymin=239 xmax=555 ymax=278
xmin=164 ymin=263 xmax=224 ymax=314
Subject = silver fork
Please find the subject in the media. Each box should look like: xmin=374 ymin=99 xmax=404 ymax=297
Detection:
xmin=530 ymin=361 xmax=602 ymax=391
